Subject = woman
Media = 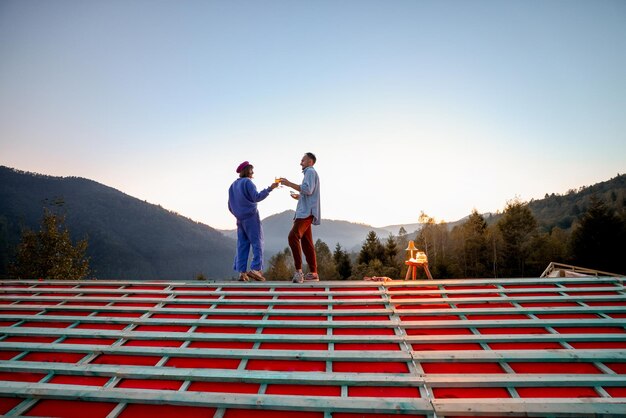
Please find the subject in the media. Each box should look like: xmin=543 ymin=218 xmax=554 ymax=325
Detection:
xmin=227 ymin=161 xmax=277 ymax=281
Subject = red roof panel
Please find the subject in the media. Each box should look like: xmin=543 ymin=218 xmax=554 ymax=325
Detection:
xmin=1 ymin=277 xmax=625 ymax=416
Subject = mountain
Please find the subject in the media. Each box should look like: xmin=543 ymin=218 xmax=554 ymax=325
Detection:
xmin=0 ymin=166 xmax=236 ymax=280
xmin=3 ymin=164 xmax=623 ymax=279
xmin=376 ymin=223 xmax=422 ymax=236
xmin=221 ymin=210 xmax=393 ymax=255
xmin=528 ymin=174 xmax=626 ymax=231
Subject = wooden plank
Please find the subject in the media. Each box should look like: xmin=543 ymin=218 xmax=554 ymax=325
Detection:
xmin=389 ymin=294 xmax=626 ymax=305
xmin=406 ymin=333 xmax=626 ymax=343
xmin=395 ymin=306 xmax=626 ymax=315
xmin=0 ymin=381 xmax=432 ymax=413
xmin=0 ymin=342 xmax=412 ymax=362
xmin=390 ymin=286 xmax=624 ymax=296
xmin=3 ymin=342 xmax=624 ymax=363
xmin=0 ymin=295 xmax=388 ymax=305
xmin=433 ymin=398 xmax=626 ymax=416
xmin=4 ymin=304 xmax=626 ymax=317
xmin=0 ymin=361 xmax=423 ymax=385
xmin=4 ymin=284 xmax=623 ymax=297
xmin=0 ymin=304 xmax=392 ymax=313
xmin=0 ymin=288 xmax=387 ymax=298
xmin=425 ymin=375 xmax=626 ymax=387
xmin=388 ymin=277 xmax=625 ymax=286
xmin=0 ymin=326 xmax=406 ymax=343
xmin=0 ymin=315 xmax=402 ymax=329
xmin=410 ymin=349 xmax=626 ymax=362
xmin=3 ymin=314 xmax=625 ymax=331
xmin=400 ymin=318 xmax=626 ymax=328
xmin=2 ymin=276 xmax=623 ymax=287
xmin=3 ymin=326 xmax=626 ymax=344
xmin=2 ymin=293 xmax=626 ymax=306
xmin=2 ymin=279 xmax=380 ymax=288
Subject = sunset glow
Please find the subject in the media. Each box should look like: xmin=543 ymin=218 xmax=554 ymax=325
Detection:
xmin=1 ymin=1 xmax=624 ymax=229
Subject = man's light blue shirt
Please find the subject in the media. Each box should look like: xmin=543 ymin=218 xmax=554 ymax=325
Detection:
xmin=295 ymin=166 xmax=321 ymax=225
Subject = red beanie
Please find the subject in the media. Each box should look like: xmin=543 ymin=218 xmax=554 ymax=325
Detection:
xmin=236 ymin=161 xmax=250 ymax=173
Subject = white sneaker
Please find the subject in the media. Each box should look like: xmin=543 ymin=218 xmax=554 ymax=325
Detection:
xmin=292 ymin=271 xmax=304 ymax=283
xmin=304 ymin=272 xmax=319 ymax=281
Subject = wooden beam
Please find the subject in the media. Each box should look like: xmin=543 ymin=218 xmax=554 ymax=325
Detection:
xmin=2 ymin=342 xmax=625 ymax=363
xmin=433 ymin=398 xmax=626 ymax=416
xmin=2 ymin=326 xmax=625 ymax=344
xmin=3 ymin=314 xmax=625 ymax=332
xmin=0 ymin=361 xmax=424 ymax=385
xmin=0 ymin=381 xmax=433 ymax=413
xmin=425 ymin=374 xmax=626 ymax=387
xmin=4 ymin=304 xmax=626 ymax=317
xmin=4 ymin=284 xmax=623 ymax=297
xmin=0 ymin=342 xmax=412 ymax=362
xmin=410 ymin=349 xmax=626 ymax=362
xmin=2 ymin=293 xmax=625 ymax=307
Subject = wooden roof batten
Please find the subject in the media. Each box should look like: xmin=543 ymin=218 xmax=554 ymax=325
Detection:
xmin=0 ymin=277 xmax=625 ymax=417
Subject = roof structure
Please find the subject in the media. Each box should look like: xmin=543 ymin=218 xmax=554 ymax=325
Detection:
xmin=1 ymin=276 xmax=626 ymax=417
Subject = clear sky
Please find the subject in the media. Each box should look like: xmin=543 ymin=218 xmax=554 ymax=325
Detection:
xmin=1 ymin=0 xmax=625 ymax=230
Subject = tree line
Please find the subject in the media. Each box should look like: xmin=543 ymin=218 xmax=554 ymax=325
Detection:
xmin=5 ymin=171 xmax=625 ymax=281
xmin=265 ymin=196 xmax=626 ymax=280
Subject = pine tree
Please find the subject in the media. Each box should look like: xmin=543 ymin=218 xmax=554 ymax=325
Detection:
xmin=497 ymin=199 xmax=538 ymax=277
xmin=333 ymin=244 xmax=352 ymax=280
xmin=10 ymin=209 xmax=90 ymax=280
xmin=0 ymin=216 xmax=9 ymax=278
xmin=457 ymin=209 xmax=489 ymax=278
xmin=358 ymin=231 xmax=385 ymax=265
xmin=382 ymin=235 xmax=401 ymax=277
xmin=570 ymin=197 xmax=626 ymax=274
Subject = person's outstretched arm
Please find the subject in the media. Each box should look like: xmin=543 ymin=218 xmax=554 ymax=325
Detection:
xmin=280 ymin=178 xmax=300 ymax=192
xmin=245 ymin=179 xmax=277 ymax=202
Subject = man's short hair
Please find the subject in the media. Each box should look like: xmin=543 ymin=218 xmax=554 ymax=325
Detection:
xmin=305 ymin=152 xmax=316 ymax=164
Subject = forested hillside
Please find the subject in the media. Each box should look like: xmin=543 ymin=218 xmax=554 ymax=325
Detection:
xmin=0 ymin=166 xmax=235 ymax=280
xmin=529 ymin=174 xmax=626 ymax=231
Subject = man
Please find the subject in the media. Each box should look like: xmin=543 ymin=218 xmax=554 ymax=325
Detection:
xmin=228 ymin=161 xmax=278 ymax=282
xmin=280 ymin=152 xmax=320 ymax=283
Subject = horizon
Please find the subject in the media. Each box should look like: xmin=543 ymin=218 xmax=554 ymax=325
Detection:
xmin=3 ymin=163 xmax=621 ymax=232
xmin=2 ymin=1 xmax=625 ymax=230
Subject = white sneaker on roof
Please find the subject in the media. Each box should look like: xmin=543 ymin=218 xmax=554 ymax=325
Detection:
xmin=292 ymin=271 xmax=304 ymax=283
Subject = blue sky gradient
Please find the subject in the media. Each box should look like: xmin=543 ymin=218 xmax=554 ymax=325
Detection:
xmin=1 ymin=0 xmax=625 ymax=229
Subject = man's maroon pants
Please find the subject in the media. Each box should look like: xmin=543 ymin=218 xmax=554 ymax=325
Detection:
xmin=288 ymin=216 xmax=317 ymax=273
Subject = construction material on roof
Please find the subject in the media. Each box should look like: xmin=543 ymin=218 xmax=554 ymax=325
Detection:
xmin=1 ymin=277 xmax=625 ymax=417
xmin=540 ymin=261 xmax=623 ymax=278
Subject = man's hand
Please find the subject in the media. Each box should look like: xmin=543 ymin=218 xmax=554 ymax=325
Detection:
xmin=270 ymin=182 xmax=279 ymax=189
xmin=280 ymin=178 xmax=300 ymax=192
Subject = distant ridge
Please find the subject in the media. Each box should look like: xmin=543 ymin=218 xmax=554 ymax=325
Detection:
xmin=0 ymin=166 xmax=235 ymax=280
xmin=220 ymin=210 xmax=395 ymax=255
xmin=2 ymin=165 xmax=623 ymax=279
